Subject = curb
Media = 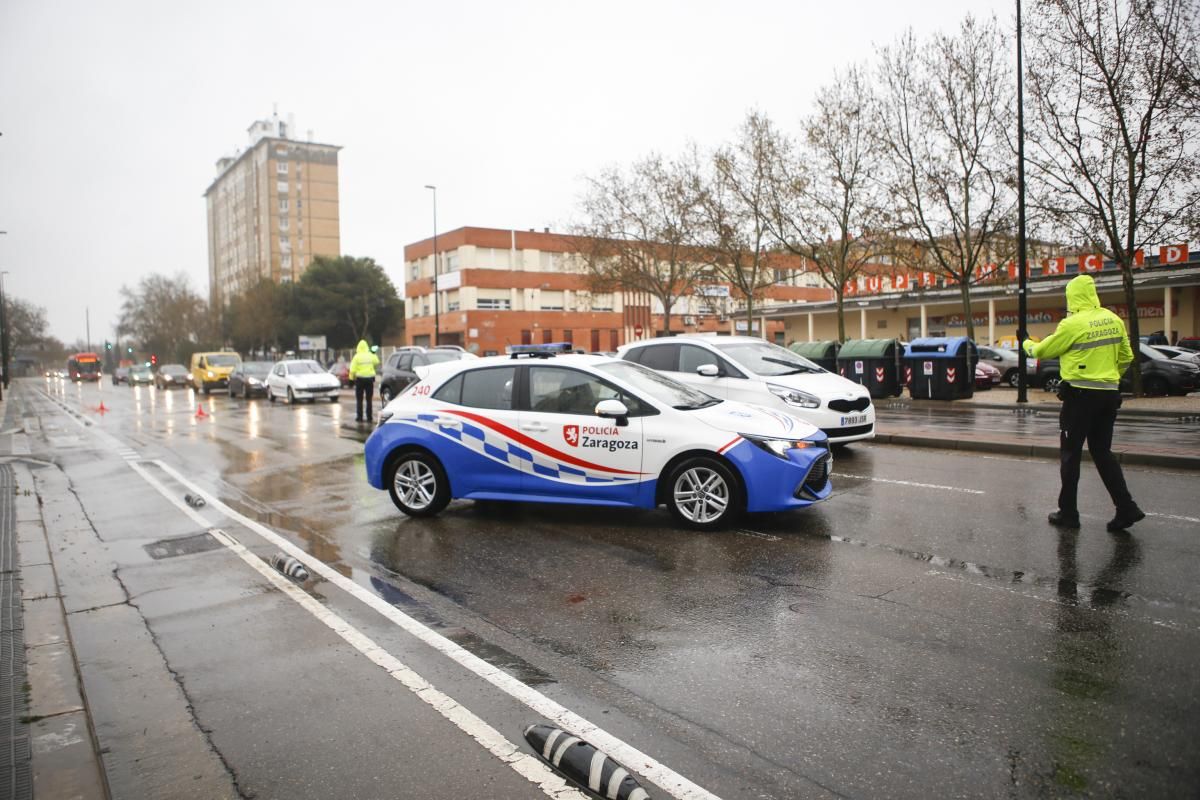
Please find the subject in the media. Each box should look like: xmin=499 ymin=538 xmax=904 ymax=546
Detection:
xmin=878 ymin=398 xmax=1200 ymax=420
xmin=873 ymin=432 xmax=1200 ymax=471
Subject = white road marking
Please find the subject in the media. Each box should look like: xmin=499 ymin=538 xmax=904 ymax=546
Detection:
xmin=834 ymin=473 xmax=985 ymax=495
xmin=147 ymin=458 xmax=721 ymax=800
xmin=124 ymin=460 xmax=588 ymax=800
xmin=1147 ymin=512 xmax=1200 ymax=525
xmin=43 ymin=387 xmax=722 ymax=800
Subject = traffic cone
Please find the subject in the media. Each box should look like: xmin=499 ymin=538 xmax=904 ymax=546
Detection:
xmin=195 ymin=405 xmax=208 ymax=419
xmin=96 ymin=402 xmax=109 ymax=414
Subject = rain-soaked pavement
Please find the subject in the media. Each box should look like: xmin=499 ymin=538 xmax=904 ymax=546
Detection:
xmin=17 ymin=377 xmax=1200 ymax=799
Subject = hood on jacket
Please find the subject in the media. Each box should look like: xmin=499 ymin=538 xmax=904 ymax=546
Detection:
xmin=356 ymin=340 xmax=370 ymax=354
xmin=1066 ymin=274 xmax=1101 ymax=314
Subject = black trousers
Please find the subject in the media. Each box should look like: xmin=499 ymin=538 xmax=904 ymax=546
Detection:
xmin=354 ymin=377 xmax=375 ymax=421
xmin=1057 ymin=386 xmax=1135 ymax=515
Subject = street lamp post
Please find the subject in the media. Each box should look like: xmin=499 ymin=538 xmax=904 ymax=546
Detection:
xmin=424 ymin=184 xmax=439 ymax=346
xmin=1016 ymin=0 xmax=1030 ymax=403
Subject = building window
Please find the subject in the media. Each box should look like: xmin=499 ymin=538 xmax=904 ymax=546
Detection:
xmin=277 ymin=181 xmax=288 ymax=194
xmin=282 ymin=253 xmax=292 ymax=268
xmin=592 ymin=293 xmax=614 ymax=312
xmin=279 ymin=198 xmax=288 ymax=212
xmin=410 ymin=264 xmax=420 ymax=281
xmin=476 ymin=298 xmax=512 ymax=310
xmin=280 ymin=238 xmax=291 ymax=252
xmin=279 ymin=217 xmax=289 ymax=231
xmin=540 ymin=290 xmax=564 ymax=311
xmin=277 ymin=162 xmax=288 ymax=174
xmin=445 ymin=253 xmax=460 ymax=271
xmin=447 ymin=301 xmax=460 ymax=312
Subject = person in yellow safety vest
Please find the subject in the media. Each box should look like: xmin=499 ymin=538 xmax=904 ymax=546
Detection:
xmin=1023 ymin=274 xmax=1144 ymax=532
xmin=349 ymin=340 xmax=381 ymax=424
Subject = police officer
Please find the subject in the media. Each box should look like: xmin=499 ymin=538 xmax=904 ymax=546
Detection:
xmin=349 ymin=339 xmax=381 ymax=423
xmin=1024 ymin=274 xmax=1144 ymax=531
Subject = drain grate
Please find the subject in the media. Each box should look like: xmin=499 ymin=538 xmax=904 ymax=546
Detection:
xmin=0 ymin=462 xmax=33 ymax=800
xmin=144 ymin=532 xmax=222 ymax=560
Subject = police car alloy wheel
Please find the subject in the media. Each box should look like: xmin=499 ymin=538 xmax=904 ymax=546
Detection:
xmin=380 ymin=385 xmax=393 ymax=402
xmin=387 ymin=451 xmax=451 ymax=517
xmin=667 ymin=456 xmax=741 ymax=530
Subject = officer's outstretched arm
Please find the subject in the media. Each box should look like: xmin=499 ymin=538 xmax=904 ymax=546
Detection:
xmin=1026 ymin=319 xmax=1073 ymax=360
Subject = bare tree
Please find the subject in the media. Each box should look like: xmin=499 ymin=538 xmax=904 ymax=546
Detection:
xmin=118 ymin=273 xmax=213 ymax=364
xmin=765 ymin=65 xmax=890 ymax=342
xmin=1025 ymin=0 xmax=1200 ymax=393
xmin=696 ymin=111 xmax=781 ymax=333
xmin=874 ymin=17 xmax=1017 ymax=342
xmin=573 ymin=150 xmax=705 ymax=334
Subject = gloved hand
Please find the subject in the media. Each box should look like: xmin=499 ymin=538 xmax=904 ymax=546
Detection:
xmin=1022 ymin=339 xmax=1036 ymax=358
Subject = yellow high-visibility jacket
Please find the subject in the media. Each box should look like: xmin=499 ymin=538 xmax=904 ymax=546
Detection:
xmin=349 ymin=340 xmax=380 ymax=379
xmin=1024 ymin=275 xmax=1133 ymax=390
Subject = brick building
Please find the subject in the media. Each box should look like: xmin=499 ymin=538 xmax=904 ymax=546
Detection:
xmin=402 ymin=227 xmax=832 ymax=355
xmin=204 ymin=111 xmax=341 ymax=310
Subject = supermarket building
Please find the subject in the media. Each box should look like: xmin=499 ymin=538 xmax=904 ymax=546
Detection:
xmin=768 ymin=245 xmax=1199 ymax=347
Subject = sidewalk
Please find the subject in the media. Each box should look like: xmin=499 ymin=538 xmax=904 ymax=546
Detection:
xmin=0 ymin=386 xmax=108 ymax=800
xmin=873 ymin=387 xmax=1200 ymax=470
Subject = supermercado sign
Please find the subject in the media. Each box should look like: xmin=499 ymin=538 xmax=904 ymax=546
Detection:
xmin=933 ymin=301 xmax=1178 ymax=329
xmin=844 ymin=243 xmax=1192 ymax=296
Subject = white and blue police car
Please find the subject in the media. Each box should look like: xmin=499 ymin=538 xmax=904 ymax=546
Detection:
xmin=364 ymin=344 xmax=832 ymax=530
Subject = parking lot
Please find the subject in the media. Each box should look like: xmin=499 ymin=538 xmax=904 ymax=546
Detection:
xmin=12 ymin=377 xmax=1200 ymax=799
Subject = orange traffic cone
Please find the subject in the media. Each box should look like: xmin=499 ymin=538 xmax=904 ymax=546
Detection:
xmin=97 ymin=402 xmax=109 ymax=414
xmin=195 ymin=405 xmax=208 ymax=419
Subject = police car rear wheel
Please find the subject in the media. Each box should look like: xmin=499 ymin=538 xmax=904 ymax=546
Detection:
xmin=667 ymin=457 xmax=740 ymax=531
xmin=387 ymin=452 xmax=450 ymax=517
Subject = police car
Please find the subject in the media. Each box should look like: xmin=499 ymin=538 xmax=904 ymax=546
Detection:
xmin=364 ymin=344 xmax=832 ymax=530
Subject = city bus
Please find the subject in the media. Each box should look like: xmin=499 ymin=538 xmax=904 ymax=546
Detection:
xmin=66 ymin=352 xmax=102 ymax=381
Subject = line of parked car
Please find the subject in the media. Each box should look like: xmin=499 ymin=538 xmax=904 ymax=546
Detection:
xmin=109 ymin=351 xmax=343 ymax=404
xmin=976 ymin=341 xmax=1199 ymax=395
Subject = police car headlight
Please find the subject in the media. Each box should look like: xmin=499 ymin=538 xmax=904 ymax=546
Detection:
xmin=744 ymin=435 xmax=817 ymax=459
xmin=767 ymin=384 xmax=821 ymax=409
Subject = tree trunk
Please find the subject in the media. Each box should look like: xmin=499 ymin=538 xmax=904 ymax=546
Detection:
xmin=836 ymin=292 xmax=846 ymax=343
xmin=1120 ymin=262 xmax=1142 ymax=396
xmin=959 ymin=280 xmax=975 ymax=342
xmin=744 ymin=296 xmax=755 ymax=337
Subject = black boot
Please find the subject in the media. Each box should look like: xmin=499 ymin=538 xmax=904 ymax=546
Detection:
xmin=1049 ymin=510 xmax=1080 ymax=529
xmin=1107 ymin=506 xmax=1146 ymax=532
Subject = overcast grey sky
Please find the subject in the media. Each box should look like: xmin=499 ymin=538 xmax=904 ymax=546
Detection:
xmin=0 ymin=0 xmax=1011 ymax=346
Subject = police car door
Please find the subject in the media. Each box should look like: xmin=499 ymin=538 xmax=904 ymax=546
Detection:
xmin=520 ymin=366 xmax=644 ymax=504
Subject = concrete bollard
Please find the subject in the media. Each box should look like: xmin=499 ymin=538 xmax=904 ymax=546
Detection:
xmin=269 ymin=553 xmax=310 ymax=582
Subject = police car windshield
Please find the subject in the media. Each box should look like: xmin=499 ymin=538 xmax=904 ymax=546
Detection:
xmin=713 ymin=341 xmax=823 ymax=376
xmin=596 ymin=361 xmax=720 ymax=410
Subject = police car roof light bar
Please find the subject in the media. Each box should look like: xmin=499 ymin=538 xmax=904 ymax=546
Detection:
xmin=506 ymin=342 xmax=573 ymax=359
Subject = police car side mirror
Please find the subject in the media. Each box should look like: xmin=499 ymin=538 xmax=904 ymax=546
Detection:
xmin=696 ymin=364 xmax=719 ymax=377
xmin=595 ymin=399 xmax=629 ymax=427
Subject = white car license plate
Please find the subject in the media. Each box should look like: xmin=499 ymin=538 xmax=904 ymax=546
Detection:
xmin=840 ymin=414 xmax=867 ymax=426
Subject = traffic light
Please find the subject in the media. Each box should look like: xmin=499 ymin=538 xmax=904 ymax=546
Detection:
xmin=150 ymin=354 xmax=157 ymax=366
xmin=105 ymin=340 xmax=112 ymax=351
xmin=127 ymin=346 xmax=133 ymax=354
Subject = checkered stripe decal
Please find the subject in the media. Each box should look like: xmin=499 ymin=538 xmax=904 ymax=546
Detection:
xmin=394 ymin=414 xmax=639 ymax=485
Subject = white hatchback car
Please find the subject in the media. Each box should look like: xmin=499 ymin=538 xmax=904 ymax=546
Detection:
xmin=266 ymin=359 xmax=341 ymax=404
xmin=619 ymin=335 xmax=875 ymax=444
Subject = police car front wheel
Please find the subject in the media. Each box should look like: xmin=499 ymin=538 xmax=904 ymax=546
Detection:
xmin=666 ymin=457 xmax=741 ymax=531
xmin=387 ymin=451 xmax=451 ymax=517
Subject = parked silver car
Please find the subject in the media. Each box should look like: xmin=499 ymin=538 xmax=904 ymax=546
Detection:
xmin=976 ymin=346 xmax=1037 ymax=388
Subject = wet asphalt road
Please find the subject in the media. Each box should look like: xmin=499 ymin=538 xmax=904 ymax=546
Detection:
xmin=22 ymin=378 xmax=1200 ymax=799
